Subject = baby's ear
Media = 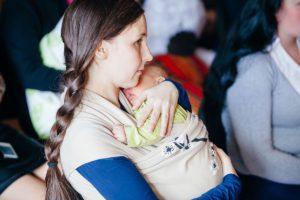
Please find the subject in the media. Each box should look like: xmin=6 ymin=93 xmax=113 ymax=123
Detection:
xmin=155 ymin=76 xmax=166 ymax=84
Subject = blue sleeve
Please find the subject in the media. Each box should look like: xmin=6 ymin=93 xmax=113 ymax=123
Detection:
xmin=164 ymin=79 xmax=192 ymax=112
xmin=193 ymin=174 xmax=241 ymax=200
xmin=77 ymin=156 xmax=158 ymax=200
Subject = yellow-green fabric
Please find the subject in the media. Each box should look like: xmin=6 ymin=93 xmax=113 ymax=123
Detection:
xmin=26 ymin=18 xmax=65 ymax=139
xmin=124 ymin=104 xmax=187 ymax=147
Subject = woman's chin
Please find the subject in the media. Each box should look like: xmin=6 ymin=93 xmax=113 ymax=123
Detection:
xmin=122 ymin=79 xmax=139 ymax=89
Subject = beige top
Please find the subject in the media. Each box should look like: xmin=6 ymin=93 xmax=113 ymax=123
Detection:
xmin=60 ymin=90 xmax=223 ymax=200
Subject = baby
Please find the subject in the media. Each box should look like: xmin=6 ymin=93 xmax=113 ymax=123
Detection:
xmin=112 ymin=65 xmax=196 ymax=147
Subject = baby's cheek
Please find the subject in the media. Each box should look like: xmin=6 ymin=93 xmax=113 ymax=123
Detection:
xmin=123 ymin=89 xmax=131 ymax=98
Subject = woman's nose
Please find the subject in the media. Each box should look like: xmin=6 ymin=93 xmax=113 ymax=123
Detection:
xmin=143 ymin=44 xmax=153 ymax=62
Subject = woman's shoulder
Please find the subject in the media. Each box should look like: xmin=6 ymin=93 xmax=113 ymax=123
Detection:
xmin=236 ymin=52 xmax=278 ymax=80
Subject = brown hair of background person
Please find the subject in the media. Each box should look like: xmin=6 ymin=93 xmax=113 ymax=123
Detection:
xmin=44 ymin=0 xmax=144 ymax=200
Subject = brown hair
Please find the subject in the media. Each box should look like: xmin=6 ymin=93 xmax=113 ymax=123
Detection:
xmin=45 ymin=0 xmax=144 ymax=199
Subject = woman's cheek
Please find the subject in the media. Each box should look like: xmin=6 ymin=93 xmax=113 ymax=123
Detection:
xmin=292 ymin=13 xmax=300 ymax=35
xmin=132 ymin=45 xmax=143 ymax=66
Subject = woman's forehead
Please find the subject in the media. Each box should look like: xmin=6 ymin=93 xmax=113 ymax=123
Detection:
xmin=119 ymin=15 xmax=147 ymax=39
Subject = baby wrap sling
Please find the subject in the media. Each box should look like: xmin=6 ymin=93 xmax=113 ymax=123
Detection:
xmin=124 ymin=103 xmax=187 ymax=147
xmin=60 ymin=90 xmax=223 ymax=200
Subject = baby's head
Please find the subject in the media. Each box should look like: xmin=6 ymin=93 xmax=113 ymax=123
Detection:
xmin=123 ymin=63 xmax=167 ymax=105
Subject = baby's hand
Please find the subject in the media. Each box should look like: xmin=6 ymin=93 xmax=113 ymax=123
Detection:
xmin=112 ymin=125 xmax=127 ymax=144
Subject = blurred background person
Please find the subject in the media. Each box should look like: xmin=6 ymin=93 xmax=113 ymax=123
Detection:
xmin=143 ymin=0 xmax=213 ymax=113
xmin=0 ymin=73 xmax=47 ymax=200
xmin=215 ymin=0 xmax=247 ymax=45
xmin=0 ymin=0 xmax=68 ymax=139
xmin=202 ymin=0 xmax=300 ymax=199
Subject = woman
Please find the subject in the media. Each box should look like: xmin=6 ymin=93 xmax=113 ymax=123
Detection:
xmin=45 ymin=0 xmax=241 ymax=199
xmin=0 ymin=73 xmax=47 ymax=200
xmin=203 ymin=0 xmax=300 ymax=199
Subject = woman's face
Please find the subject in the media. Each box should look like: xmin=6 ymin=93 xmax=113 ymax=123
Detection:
xmin=277 ymin=0 xmax=300 ymax=37
xmin=93 ymin=15 xmax=153 ymax=90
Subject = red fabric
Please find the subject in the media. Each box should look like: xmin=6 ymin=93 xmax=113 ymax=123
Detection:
xmin=66 ymin=0 xmax=73 ymax=5
xmin=155 ymin=54 xmax=209 ymax=112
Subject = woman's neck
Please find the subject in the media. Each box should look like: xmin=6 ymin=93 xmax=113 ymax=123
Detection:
xmin=278 ymin=32 xmax=300 ymax=65
xmin=85 ymin=81 xmax=121 ymax=108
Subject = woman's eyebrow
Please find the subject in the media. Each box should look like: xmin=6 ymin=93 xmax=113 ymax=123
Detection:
xmin=139 ymin=32 xmax=147 ymax=37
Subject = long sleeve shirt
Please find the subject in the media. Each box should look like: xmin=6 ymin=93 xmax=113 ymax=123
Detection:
xmin=222 ymin=53 xmax=300 ymax=184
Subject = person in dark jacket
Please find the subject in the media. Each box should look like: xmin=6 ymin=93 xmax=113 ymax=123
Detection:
xmin=0 ymin=73 xmax=47 ymax=199
xmin=0 ymin=0 xmax=68 ymax=137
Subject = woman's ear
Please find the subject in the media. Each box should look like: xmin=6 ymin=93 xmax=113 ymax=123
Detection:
xmin=95 ymin=41 xmax=110 ymax=60
xmin=95 ymin=46 xmax=107 ymax=60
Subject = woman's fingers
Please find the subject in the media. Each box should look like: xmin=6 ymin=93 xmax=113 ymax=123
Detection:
xmin=166 ymin=105 xmax=176 ymax=136
xmin=214 ymin=145 xmax=237 ymax=176
xmin=132 ymin=92 xmax=147 ymax=110
xmin=159 ymin=103 xmax=170 ymax=136
xmin=137 ymin=103 xmax=153 ymax=127
xmin=215 ymin=145 xmax=230 ymax=163
xmin=148 ymin=106 xmax=161 ymax=132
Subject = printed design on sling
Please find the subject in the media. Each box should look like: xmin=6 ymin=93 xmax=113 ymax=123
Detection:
xmin=209 ymin=143 xmax=219 ymax=175
xmin=162 ymin=134 xmax=208 ymax=156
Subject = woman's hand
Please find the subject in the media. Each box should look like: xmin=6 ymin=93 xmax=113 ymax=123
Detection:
xmin=0 ymin=74 xmax=5 ymax=103
xmin=215 ymin=145 xmax=238 ymax=176
xmin=132 ymin=81 xmax=178 ymax=137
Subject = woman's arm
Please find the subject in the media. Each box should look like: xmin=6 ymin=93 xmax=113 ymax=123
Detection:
xmin=78 ymin=157 xmax=241 ymax=200
xmin=76 ymin=156 xmax=158 ymax=200
xmin=227 ymin=56 xmax=300 ymax=184
xmin=75 ymin=147 xmax=241 ymax=200
xmin=194 ymin=174 xmax=241 ymax=200
xmin=194 ymin=146 xmax=241 ymax=200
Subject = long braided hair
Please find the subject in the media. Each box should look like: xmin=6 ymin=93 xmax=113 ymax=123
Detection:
xmin=44 ymin=0 xmax=144 ymax=199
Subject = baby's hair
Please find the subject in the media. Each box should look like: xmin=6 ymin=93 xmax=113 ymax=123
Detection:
xmin=45 ymin=1 xmax=144 ymax=200
xmin=145 ymin=59 xmax=168 ymax=78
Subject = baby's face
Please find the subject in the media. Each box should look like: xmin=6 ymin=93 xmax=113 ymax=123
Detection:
xmin=123 ymin=65 xmax=166 ymax=105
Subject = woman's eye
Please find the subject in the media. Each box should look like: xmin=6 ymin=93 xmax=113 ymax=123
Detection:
xmin=135 ymin=39 xmax=142 ymax=46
